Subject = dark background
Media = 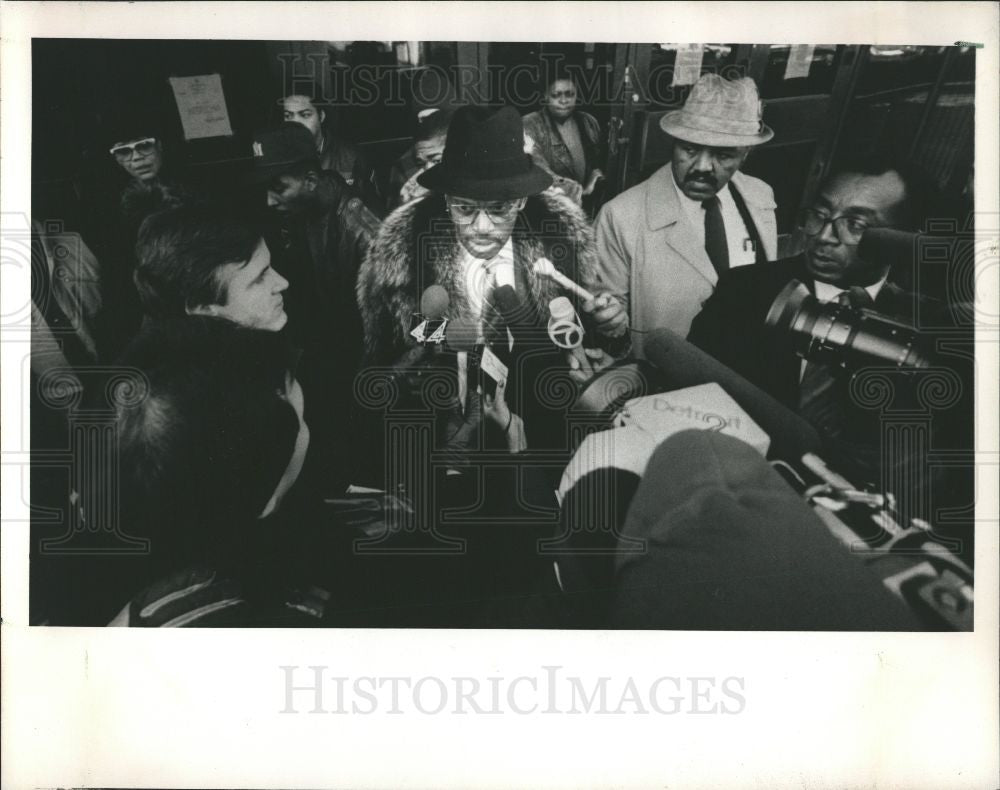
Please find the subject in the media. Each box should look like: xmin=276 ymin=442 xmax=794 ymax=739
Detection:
xmin=33 ymin=40 xmax=975 ymax=254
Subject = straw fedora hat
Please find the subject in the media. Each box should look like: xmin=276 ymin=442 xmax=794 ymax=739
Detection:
xmin=418 ymin=105 xmax=553 ymax=200
xmin=660 ymin=74 xmax=774 ymax=148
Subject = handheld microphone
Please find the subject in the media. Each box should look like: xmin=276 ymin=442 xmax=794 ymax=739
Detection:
xmin=493 ymin=284 xmax=544 ymax=346
xmin=410 ymin=285 xmax=451 ymax=343
xmin=548 ymin=296 xmax=591 ymax=371
xmin=533 ymin=257 xmax=596 ymax=303
xmin=391 ymin=315 xmax=480 ymax=392
xmin=442 ymin=317 xmax=479 ymax=353
xmin=420 ymin=284 xmax=450 ymax=319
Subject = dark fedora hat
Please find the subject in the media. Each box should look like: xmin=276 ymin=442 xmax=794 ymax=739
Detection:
xmin=418 ymin=105 xmax=552 ymax=200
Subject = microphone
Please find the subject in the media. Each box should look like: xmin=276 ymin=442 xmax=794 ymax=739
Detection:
xmin=442 ymin=317 xmax=479 ymax=353
xmin=493 ymin=284 xmax=544 ymax=346
xmin=420 ymin=284 xmax=450 ymax=319
xmin=391 ymin=315 xmax=480 ymax=386
xmin=410 ymin=285 xmax=451 ymax=343
xmin=643 ymin=327 xmax=822 ymax=463
xmin=533 ymin=257 xmax=596 ymax=303
xmin=548 ymin=296 xmax=591 ymax=371
xmin=858 ymin=227 xmax=918 ymax=274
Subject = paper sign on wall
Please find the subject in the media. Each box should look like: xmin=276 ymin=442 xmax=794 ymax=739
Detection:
xmin=784 ymin=45 xmax=816 ymax=80
xmin=168 ymin=74 xmax=233 ymax=140
xmin=672 ymin=44 xmax=704 ymax=86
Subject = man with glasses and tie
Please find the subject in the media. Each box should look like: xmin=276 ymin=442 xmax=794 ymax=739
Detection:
xmin=357 ymin=104 xmax=603 ymax=458
xmin=590 ymin=74 xmax=778 ymax=357
xmin=353 ymin=105 xmax=607 ymax=624
xmin=688 ymin=159 xmax=947 ymax=483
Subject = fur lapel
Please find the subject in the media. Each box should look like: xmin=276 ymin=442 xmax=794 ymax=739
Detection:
xmin=357 ymin=190 xmax=598 ymax=362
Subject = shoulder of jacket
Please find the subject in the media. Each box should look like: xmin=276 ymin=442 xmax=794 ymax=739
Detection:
xmin=339 ymin=194 xmax=381 ymax=236
xmin=578 ymin=111 xmax=601 ymax=133
xmin=522 ymin=111 xmax=545 ymax=133
xmin=598 ymin=170 xmax=658 ymax=221
xmin=732 ymin=171 xmax=776 ymax=206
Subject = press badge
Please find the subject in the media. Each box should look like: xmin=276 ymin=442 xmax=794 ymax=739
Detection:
xmin=479 ymin=345 xmax=508 ymax=386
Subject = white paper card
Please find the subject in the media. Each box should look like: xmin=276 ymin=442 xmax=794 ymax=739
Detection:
xmin=672 ymin=44 xmax=704 ymax=86
xmin=479 ymin=345 xmax=508 ymax=384
xmin=784 ymin=44 xmax=815 ymax=80
xmin=168 ymin=74 xmax=233 ymax=140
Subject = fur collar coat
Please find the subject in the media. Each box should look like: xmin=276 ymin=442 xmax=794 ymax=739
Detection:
xmin=357 ymin=190 xmax=598 ymax=364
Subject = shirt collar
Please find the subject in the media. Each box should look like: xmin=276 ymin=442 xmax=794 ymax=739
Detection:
xmin=460 ymin=236 xmax=514 ymax=271
xmin=813 ymin=274 xmax=888 ymax=304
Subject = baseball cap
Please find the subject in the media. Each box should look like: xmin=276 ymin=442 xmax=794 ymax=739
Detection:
xmin=247 ymin=122 xmax=319 ymax=183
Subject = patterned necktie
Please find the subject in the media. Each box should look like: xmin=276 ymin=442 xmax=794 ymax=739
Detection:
xmin=702 ymin=196 xmax=729 ymax=276
xmin=798 ymin=288 xmax=874 ymax=438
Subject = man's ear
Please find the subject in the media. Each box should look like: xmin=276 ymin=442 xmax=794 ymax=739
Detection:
xmin=319 ymin=109 xmax=326 ymax=125
xmin=303 ymin=171 xmax=319 ymax=191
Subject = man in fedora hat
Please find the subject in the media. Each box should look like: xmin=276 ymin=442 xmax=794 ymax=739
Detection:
xmin=357 ymin=104 xmax=606 ymax=458
xmin=590 ymin=74 xmax=778 ymax=356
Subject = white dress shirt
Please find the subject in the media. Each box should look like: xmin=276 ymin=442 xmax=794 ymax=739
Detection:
xmin=456 ymin=238 xmax=516 ymax=409
xmin=671 ymin=170 xmax=757 ymax=269
xmin=813 ymin=277 xmax=887 ymax=305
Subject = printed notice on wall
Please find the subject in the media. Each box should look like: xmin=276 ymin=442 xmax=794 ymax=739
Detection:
xmin=784 ymin=44 xmax=816 ymax=80
xmin=672 ymin=44 xmax=705 ymax=86
xmin=168 ymin=74 xmax=233 ymax=140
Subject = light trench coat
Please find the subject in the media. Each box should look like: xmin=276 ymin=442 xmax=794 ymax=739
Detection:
xmin=590 ymin=164 xmax=777 ymax=357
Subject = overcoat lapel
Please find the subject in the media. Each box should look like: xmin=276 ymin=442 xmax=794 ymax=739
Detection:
xmin=646 ymin=167 xmax=717 ymax=287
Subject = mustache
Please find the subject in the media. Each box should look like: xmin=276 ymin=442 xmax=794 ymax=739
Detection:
xmin=685 ymin=173 xmax=716 ymax=185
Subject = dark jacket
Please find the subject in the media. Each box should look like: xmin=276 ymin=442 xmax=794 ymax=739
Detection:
xmin=320 ymin=130 xmax=384 ymax=216
xmin=687 ymin=255 xmax=935 ymax=408
xmin=270 ymin=171 xmax=380 ymax=358
xmin=386 ymin=146 xmax=422 ymax=211
xmin=268 ymin=171 xmax=382 ymax=490
xmin=687 ymin=255 xmax=968 ymax=502
xmin=522 ymin=109 xmax=603 ymax=186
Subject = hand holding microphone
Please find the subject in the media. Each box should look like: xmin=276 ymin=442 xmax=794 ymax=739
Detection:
xmin=548 ymin=296 xmax=595 ymax=377
xmin=582 ymin=293 xmax=628 ymax=338
xmin=532 ymin=258 xmax=628 ymax=339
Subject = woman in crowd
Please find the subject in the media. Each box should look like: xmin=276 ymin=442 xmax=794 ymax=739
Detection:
xmin=522 ymin=69 xmax=605 ymax=211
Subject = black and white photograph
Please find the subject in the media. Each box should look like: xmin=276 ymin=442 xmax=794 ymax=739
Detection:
xmin=2 ymin=3 xmax=998 ymax=788
xmin=24 ymin=36 xmax=981 ymax=629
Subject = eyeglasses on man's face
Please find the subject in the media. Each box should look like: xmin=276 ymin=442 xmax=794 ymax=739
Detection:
xmin=109 ymin=138 xmax=158 ymax=162
xmin=446 ymin=197 xmax=525 ymax=224
xmin=797 ymin=207 xmax=872 ymax=246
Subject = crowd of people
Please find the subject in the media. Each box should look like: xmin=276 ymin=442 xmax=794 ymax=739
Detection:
xmin=30 ymin=70 xmax=972 ymax=628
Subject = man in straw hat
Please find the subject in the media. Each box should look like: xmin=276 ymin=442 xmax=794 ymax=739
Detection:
xmin=590 ymin=74 xmax=777 ymax=356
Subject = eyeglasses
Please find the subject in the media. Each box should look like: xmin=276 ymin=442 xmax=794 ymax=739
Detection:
xmin=109 ymin=138 xmax=158 ymax=162
xmin=797 ymin=208 xmax=873 ymax=246
xmin=446 ymin=198 xmax=525 ymax=224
